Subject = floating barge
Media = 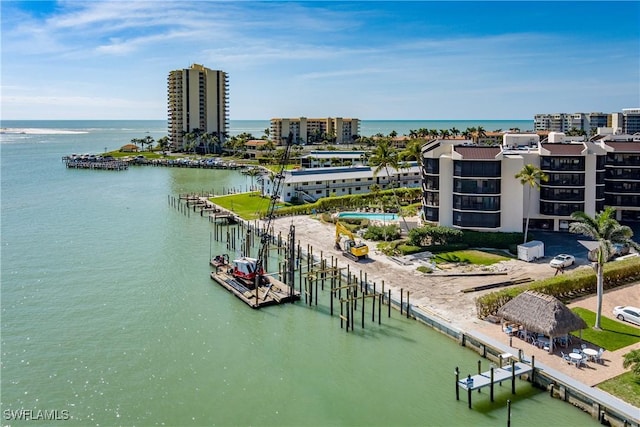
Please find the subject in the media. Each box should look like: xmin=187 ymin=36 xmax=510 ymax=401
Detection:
xmin=210 ymin=257 xmax=299 ymax=309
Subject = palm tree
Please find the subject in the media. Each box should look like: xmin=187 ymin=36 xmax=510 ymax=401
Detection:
xmin=401 ymin=139 xmax=424 ymax=162
xmin=130 ymin=137 xmax=141 ymax=150
xmin=144 ymin=135 xmax=155 ymax=152
xmin=515 ymin=164 xmax=549 ymax=244
xmin=369 ymin=139 xmax=409 ymax=231
xmin=623 ymin=349 xmax=640 ymax=377
xmin=246 ymin=167 xmax=261 ymax=191
xmin=474 ymin=126 xmax=486 ymax=144
xmin=157 ymin=136 xmax=170 ymax=154
xmin=569 ymin=207 xmax=636 ymax=329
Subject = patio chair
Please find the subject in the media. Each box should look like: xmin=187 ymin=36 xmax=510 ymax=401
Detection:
xmin=561 ymin=352 xmax=571 ymax=364
xmin=581 ymin=344 xmax=587 ymax=350
xmin=596 ymin=348 xmax=604 ymax=364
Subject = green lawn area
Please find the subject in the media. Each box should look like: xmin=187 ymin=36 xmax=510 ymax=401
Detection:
xmin=571 ymin=307 xmax=640 ymax=351
xmin=432 ymin=249 xmax=511 ymax=266
xmin=598 ymin=371 xmax=640 ymax=408
xmin=210 ymin=192 xmax=281 ymax=220
xmin=107 ymin=150 xmax=165 ymax=159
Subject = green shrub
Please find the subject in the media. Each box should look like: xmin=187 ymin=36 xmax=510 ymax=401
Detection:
xmin=364 ymin=225 xmax=401 ymax=241
xmin=408 ymin=225 xmax=464 ymax=246
xmin=271 ymin=187 xmax=422 ymax=217
xmin=475 ymin=257 xmax=640 ymax=318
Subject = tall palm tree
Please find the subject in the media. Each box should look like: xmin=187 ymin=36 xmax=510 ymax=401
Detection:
xmin=369 ymin=139 xmax=409 ymax=231
xmin=144 ymin=135 xmax=155 ymax=152
xmin=401 ymin=139 xmax=424 ymax=162
xmin=569 ymin=207 xmax=636 ymax=329
xmin=474 ymin=126 xmax=486 ymax=144
xmin=515 ymin=164 xmax=549 ymax=244
xmin=157 ymin=136 xmax=170 ymax=154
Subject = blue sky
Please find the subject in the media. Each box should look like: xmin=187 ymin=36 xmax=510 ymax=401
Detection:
xmin=1 ymin=1 xmax=638 ymax=120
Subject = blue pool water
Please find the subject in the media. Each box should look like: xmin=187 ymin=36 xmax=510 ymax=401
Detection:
xmin=338 ymin=212 xmax=399 ymax=221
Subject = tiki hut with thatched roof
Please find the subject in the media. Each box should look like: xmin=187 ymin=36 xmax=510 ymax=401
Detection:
xmin=497 ymin=291 xmax=587 ymax=353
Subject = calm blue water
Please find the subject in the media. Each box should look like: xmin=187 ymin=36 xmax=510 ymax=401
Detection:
xmin=1 ymin=119 xmax=533 ymax=140
xmin=0 ymin=121 xmax=595 ymax=426
xmin=338 ymin=212 xmax=399 ymax=221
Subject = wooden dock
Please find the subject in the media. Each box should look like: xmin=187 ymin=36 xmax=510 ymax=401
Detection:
xmin=63 ymin=158 xmax=128 ymax=170
xmin=210 ymin=269 xmax=300 ymax=308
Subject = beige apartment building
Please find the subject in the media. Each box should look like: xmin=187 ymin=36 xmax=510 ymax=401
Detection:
xmin=270 ymin=117 xmax=360 ymax=145
xmin=421 ymin=132 xmax=640 ymax=233
xmin=167 ymin=64 xmax=229 ymax=151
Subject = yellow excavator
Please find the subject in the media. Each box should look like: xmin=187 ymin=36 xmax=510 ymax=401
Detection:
xmin=335 ymin=222 xmax=369 ymax=261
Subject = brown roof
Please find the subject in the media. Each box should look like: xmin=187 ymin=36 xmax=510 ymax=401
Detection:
xmin=602 ymin=142 xmax=640 ymax=152
xmin=245 ymin=139 xmax=269 ymax=148
xmin=497 ymin=291 xmax=587 ymax=336
xmin=454 ymin=146 xmax=501 ymax=159
xmin=541 ymin=143 xmax=585 ymax=155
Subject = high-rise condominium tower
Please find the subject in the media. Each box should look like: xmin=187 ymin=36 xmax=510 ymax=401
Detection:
xmin=167 ymin=64 xmax=229 ymax=151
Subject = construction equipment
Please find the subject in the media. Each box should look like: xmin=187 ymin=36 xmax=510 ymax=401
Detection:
xmin=211 ymin=132 xmax=294 ymax=290
xmin=335 ymin=221 xmax=369 ymax=261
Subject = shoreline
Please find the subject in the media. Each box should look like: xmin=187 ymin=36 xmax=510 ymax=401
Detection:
xmin=265 ymin=214 xmax=640 ymax=422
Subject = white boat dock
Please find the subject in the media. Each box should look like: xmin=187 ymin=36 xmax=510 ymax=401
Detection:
xmin=456 ymin=357 xmax=533 ymax=408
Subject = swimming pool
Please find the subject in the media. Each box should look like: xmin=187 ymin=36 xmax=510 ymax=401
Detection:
xmin=337 ymin=212 xmax=399 ymax=221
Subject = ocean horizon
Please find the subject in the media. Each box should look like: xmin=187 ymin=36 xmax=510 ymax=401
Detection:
xmin=2 ymin=118 xmax=534 ymax=139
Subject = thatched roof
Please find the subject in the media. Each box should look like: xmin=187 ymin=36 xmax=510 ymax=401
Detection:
xmin=497 ymin=291 xmax=587 ymax=336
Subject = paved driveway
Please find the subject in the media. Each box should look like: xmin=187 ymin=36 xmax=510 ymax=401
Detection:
xmin=532 ymin=221 xmax=639 ymax=266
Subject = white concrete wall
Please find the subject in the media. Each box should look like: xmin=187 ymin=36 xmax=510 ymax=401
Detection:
xmin=438 ymin=155 xmax=454 ymax=227
xmin=501 ymin=156 xmax=526 ymax=232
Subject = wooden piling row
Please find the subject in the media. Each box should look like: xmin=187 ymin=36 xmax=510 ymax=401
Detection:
xmin=171 ymin=192 xmax=401 ymax=331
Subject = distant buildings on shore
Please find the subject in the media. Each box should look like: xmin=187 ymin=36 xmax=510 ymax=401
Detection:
xmin=270 ymin=117 xmax=360 ymax=145
xmin=167 ymin=64 xmax=229 ymax=150
xmin=534 ymin=109 xmax=640 ymax=135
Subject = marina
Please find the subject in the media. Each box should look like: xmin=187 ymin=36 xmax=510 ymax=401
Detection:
xmin=62 ymin=155 xmax=129 ymax=170
xmin=0 ymin=120 xmax=621 ymax=426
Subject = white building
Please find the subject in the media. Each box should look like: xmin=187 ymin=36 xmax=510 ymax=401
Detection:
xmin=300 ymin=151 xmax=369 ymax=168
xmin=265 ymin=164 xmax=421 ymax=203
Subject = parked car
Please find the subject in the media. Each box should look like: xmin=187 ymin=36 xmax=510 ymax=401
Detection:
xmin=588 ymin=243 xmax=631 ymax=262
xmin=613 ymin=243 xmax=630 ymax=257
xmin=612 ymin=306 xmax=640 ymax=326
xmin=549 ymin=254 xmax=575 ymax=269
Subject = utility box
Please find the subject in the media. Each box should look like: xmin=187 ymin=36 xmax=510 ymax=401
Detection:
xmin=517 ymin=240 xmax=544 ymax=262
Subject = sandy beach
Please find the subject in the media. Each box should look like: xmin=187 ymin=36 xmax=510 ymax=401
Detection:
xmin=268 ymin=214 xmax=640 ymax=388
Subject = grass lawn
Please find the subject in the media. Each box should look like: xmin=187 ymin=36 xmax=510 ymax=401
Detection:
xmin=210 ymin=192 xmax=282 ymax=220
xmin=571 ymin=307 xmax=640 ymax=351
xmin=107 ymin=151 xmax=165 ymax=159
xmin=433 ymin=249 xmax=511 ymax=266
xmin=598 ymin=371 xmax=640 ymax=408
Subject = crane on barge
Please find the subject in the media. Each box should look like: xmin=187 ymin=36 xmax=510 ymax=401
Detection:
xmin=210 ymin=132 xmax=298 ymax=307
